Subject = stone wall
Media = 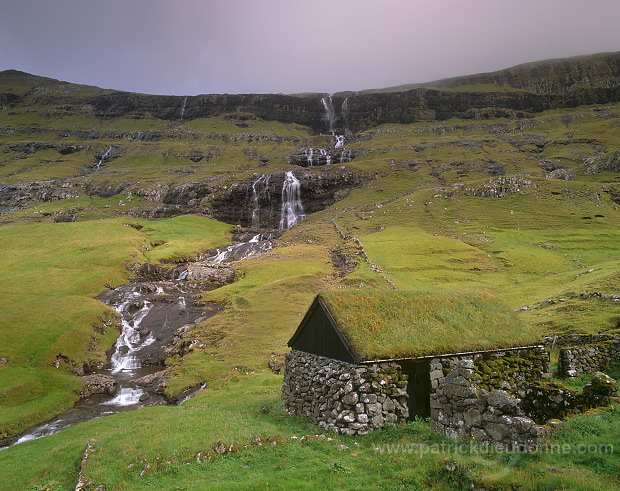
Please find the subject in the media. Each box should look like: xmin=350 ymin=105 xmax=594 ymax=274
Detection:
xmin=429 ymin=347 xmax=551 ymax=396
xmin=557 ymin=335 xmax=620 ymax=377
xmin=520 ymin=375 xmax=618 ymax=423
xmin=431 ymin=359 xmax=552 ymax=450
xmin=282 ymin=351 xmax=408 ymax=435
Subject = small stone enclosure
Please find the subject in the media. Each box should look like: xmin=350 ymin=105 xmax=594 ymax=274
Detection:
xmin=282 ymin=294 xmax=619 ymax=446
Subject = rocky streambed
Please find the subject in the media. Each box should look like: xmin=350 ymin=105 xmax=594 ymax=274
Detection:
xmin=3 ymin=234 xmax=271 ymax=448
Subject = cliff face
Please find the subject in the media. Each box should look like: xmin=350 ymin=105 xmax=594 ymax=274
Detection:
xmin=29 ymin=84 xmax=620 ymax=134
xmin=2 ymin=52 xmax=620 ymax=133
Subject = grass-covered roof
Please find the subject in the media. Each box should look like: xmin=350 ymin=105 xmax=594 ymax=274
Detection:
xmin=319 ymin=290 xmax=540 ymax=360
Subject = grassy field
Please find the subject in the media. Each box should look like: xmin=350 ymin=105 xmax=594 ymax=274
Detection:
xmin=0 ymin=374 xmax=618 ymax=490
xmin=0 ymin=74 xmax=619 ymax=488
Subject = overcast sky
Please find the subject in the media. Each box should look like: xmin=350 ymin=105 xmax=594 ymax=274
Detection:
xmin=1 ymin=0 xmax=619 ymax=95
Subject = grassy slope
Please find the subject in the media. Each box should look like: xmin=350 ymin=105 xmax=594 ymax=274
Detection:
xmin=0 ymin=84 xmax=619 ymax=488
xmin=0 ymin=217 xmax=231 ymax=435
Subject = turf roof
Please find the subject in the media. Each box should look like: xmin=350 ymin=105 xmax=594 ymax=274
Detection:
xmin=319 ymin=290 xmax=540 ymax=360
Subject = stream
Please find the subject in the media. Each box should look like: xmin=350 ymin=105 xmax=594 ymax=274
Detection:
xmin=4 ymin=170 xmax=304 ymax=448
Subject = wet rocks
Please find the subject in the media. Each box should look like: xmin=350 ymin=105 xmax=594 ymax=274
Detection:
xmin=80 ymin=374 xmax=117 ymax=398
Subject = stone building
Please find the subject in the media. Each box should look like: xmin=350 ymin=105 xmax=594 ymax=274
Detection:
xmin=282 ymin=290 xmax=549 ymax=440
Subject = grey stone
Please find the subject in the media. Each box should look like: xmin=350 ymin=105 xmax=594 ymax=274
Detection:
xmin=342 ymin=392 xmax=359 ymax=405
xmin=464 ymin=408 xmax=482 ymax=427
xmin=370 ymin=414 xmax=385 ymax=427
xmin=511 ymin=416 xmax=534 ymax=433
xmin=487 ymin=390 xmax=519 ymax=414
xmin=470 ymin=427 xmax=489 ymax=442
xmin=484 ymin=422 xmax=508 ymax=441
xmin=382 ymin=397 xmax=396 ymax=412
xmin=360 ymin=393 xmax=377 ymax=404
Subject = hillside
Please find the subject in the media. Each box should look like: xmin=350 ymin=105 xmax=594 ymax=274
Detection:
xmin=0 ymin=52 xmax=619 ymax=489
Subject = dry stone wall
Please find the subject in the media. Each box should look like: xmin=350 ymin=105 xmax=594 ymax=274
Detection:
xmin=431 ymin=359 xmax=554 ymax=450
xmin=429 ymin=348 xmax=551 ymax=396
xmin=282 ymin=351 xmax=408 ymax=435
xmin=557 ymin=335 xmax=620 ymax=377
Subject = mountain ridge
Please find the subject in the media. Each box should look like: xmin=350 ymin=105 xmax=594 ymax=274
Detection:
xmin=2 ymin=51 xmax=620 ymax=99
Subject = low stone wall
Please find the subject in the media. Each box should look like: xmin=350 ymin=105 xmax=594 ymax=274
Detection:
xmin=558 ymin=335 xmax=620 ymax=377
xmin=282 ymin=351 xmax=408 ymax=435
xmin=520 ymin=377 xmax=617 ymax=423
xmin=431 ymin=359 xmax=551 ymax=450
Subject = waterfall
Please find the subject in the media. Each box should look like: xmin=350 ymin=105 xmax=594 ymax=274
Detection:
xmin=104 ymin=388 xmax=144 ymax=406
xmin=251 ymin=174 xmax=271 ymax=228
xmin=180 ymin=96 xmax=188 ymax=119
xmin=341 ymin=97 xmax=349 ymax=124
xmin=321 ymin=95 xmax=336 ymax=132
xmin=319 ymin=148 xmax=331 ymax=165
xmin=334 ymin=135 xmax=345 ymax=149
xmin=207 ymin=234 xmax=273 ymax=263
xmin=110 ymin=294 xmax=155 ymax=372
xmin=304 ymin=148 xmax=315 ymax=167
xmin=279 ymin=171 xmax=305 ymax=230
xmin=96 ymin=146 xmax=112 ymax=169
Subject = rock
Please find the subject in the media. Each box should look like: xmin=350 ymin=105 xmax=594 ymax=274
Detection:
xmin=583 ymin=372 xmax=618 ymax=396
xmin=336 ymin=444 xmax=348 ymax=451
xmin=132 ymin=369 xmax=169 ymax=395
xmin=342 ymin=392 xmax=358 ymax=405
xmin=186 ymin=262 xmax=235 ymax=283
xmin=464 ymin=408 xmax=482 ymax=427
xmin=487 ymin=390 xmax=519 ymax=414
xmin=81 ymin=374 xmax=117 ymax=398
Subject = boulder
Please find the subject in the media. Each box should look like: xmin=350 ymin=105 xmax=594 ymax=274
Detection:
xmin=186 ymin=262 xmax=235 ymax=283
xmin=81 ymin=374 xmax=117 ymax=398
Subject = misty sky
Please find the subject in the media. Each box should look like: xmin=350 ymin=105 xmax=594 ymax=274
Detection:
xmin=1 ymin=0 xmax=619 ymax=95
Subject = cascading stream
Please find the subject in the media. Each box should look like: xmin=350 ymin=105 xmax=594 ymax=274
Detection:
xmin=279 ymin=171 xmax=305 ymax=231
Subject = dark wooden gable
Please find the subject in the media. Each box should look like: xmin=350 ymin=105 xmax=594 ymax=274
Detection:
xmin=288 ymin=296 xmax=360 ymax=364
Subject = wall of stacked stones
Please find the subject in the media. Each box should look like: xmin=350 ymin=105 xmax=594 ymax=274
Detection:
xmin=429 ymin=348 xmax=551 ymax=395
xmin=431 ymin=358 xmax=553 ymax=450
xmin=282 ymin=351 xmax=409 ymax=435
xmin=556 ymin=335 xmax=620 ymax=377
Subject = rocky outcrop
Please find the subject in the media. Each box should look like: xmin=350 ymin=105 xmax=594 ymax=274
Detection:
xmin=210 ymin=168 xmax=370 ymax=227
xmin=80 ymin=374 xmax=117 ymax=398
xmin=185 ymin=262 xmax=235 ymax=284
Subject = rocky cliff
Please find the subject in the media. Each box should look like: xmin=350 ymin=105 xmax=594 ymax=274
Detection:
xmin=2 ymin=52 xmax=620 ymax=133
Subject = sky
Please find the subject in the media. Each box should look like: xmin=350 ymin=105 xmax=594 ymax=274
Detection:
xmin=1 ymin=0 xmax=620 ymax=96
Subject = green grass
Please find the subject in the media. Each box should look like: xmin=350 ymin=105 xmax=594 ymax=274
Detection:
xmin=1 ymin=82 xmax=620 ymax=489
xmin=0 ymin=373 xmax=618 ymax=490
xmin=0 ymin=216 xmax=231 ymax=436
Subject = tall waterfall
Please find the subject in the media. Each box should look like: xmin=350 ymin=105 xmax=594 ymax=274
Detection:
xmin=251 ymin=174 xmax=271 ymax=228
xmin=321 ymin=95 xmax=336 ymax=132
xmin=279 ymin=171 xmax=305 ymax=230
xmin=180 ymin=96 xmax=188 ymax=119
